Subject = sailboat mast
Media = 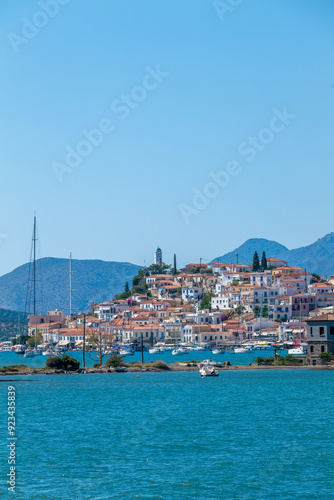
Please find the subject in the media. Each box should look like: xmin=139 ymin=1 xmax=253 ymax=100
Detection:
xmin=69 ymin=252 xmax=72 ymax=317
xmin=33 ymin=217 xmax=37 ymax=348
xmin=33 ymin=215 xmax=36 ymax=316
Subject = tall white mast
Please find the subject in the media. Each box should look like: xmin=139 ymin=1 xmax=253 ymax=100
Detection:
xmin=69 ymin=252 xmax=72 ymax=317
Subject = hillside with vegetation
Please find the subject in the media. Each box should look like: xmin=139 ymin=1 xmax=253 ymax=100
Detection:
xmin=0 ymin=309 xmax=28 ymax=342
xmin=0 ymin=258 xmax=141 ymax=314
xmin=212 ymin=233 xmax=334 ymax=277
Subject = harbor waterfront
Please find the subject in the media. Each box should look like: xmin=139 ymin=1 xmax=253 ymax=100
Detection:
xmin=0 ymin=370 xmax=334 ymax=500
xmin=0 ymin=349 xmax=289 ymax=369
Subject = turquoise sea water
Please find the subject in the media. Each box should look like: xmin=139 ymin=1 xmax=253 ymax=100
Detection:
xmin=0 ymin=370 xmax=334 ymax=499
xmin=0 ymin=348 xmax=286 ymax=369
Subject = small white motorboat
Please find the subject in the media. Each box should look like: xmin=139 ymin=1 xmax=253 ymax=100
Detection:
xmin=149 ymin=348 xmax=160 ymax=354
xmin=172 ymin=348 xmax=183 ymax=355
xmin=24 ymin=349 xmax=35 ymax=358
xmin=199 ymin=366 xmax=219 ymax=377
xmin=288 ymin=347 xmax=305 ymax=356
xmin=212 ymin=348 xmax=224 ymax=355
xmin=202 ymin=359 xmax=223 ymax=367
xmin=234 ymin=347 xmax=247 ymax=353
xmin=119 ymin=349 xmax=132 ymax=356
xmin=42 ymin=349 xmax=55 ymax=357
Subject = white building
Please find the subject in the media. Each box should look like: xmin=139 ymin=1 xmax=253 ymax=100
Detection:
xmin=250 ymin=272 xmax=272 ymax=287
xmin=181 ymin=324 xmax=195 ymax=343
xmin=245 ymin=319 xmax=276 ymax=339
xmin=211 ymin=291 xmax=241 ymax=310
xmin=94 ymin=301 xmax=129 ymax=320
xmin=186 ymin=309 xmax=222 ymax=325
xmin=273 ymin=302 xmax=293 ymax=321
xmin=43 ymin=331 xmax=60 ymax=344
xmin=182 ymin=287 xmax=203 ymax=303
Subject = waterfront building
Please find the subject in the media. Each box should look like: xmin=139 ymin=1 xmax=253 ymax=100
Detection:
xmin=307 ymin=314 xmax=334 ymax=365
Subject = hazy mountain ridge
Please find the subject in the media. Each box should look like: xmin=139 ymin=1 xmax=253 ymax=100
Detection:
xmin=0 ymin=257 xmax=141 ymax=314
xmin=212 ymin=233 xmax=334 ymax=277
xmin=0 ymin=308 xmax=27 ymax=341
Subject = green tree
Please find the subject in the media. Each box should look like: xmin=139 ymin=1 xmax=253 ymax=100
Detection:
xmin=147 ymin=263 xmax=171 ymax=275
xmin=27 ymin=332 xmax=42 ymax=347
xmin=319 ymin=352 xmax=332 ymax=362
xmin=253 ymin=305 xmax=261 ymax=317
xmin=106 ymin=353 xmax=124 ymax=368
xmin=235 ymin=305 xmax=245 ymax=316
xmin=262 ymin=306 xmax=268 ymax=318
xmin=13 ymin=335 xmax=29 ymax=346
xmin=252 ymin=251 xmax=260 ymax=272
xmin=132 ymin=268 xmax=149 ymax=294
xmin=261 ymin=251 xmax=268 ymax=271
xmin=200 ymin=292 xmax=214 ymax=310
xmin=115 ymin=281 xmax=132 ymax=300
xmin=46 ymin=355 xmax=80 ymax=371
xmin=173 ymin=254 xmax=178 ymax=275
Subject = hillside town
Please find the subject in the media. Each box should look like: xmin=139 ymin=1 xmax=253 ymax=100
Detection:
xmin=9 ymin=247 xmax=334 ymax=366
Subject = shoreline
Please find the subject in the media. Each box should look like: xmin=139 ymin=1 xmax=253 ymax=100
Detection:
xmin=0 ymin=363 xmax=333 ymax=376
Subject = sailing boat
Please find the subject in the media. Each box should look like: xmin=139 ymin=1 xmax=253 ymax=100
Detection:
xmin=24 ymin=216 xmax=40 ymax=358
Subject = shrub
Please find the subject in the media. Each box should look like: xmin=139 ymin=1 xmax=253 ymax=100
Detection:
xmin=61 ymin=355 xmax=80 ymax=371
xmin=46 ymin=355 xmax=80 ymax=371
xmin=0 ymin=364 xmax=28 ymax=372
xmin=256 ymin=355 xmax=303 ymax=366
xmin=151 ymin=361 xmax=170 ymax=370
xmin=319 ymin=352 xmax=332 ymax=362
xmin=45 ymin=356 xmax=63 ymax=369
xmin=106 ymin=353 xmax=124 ymax=368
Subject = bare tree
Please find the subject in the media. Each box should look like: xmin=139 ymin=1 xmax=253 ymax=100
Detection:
xmin=87 ymin=327 xmax=112 ymax=366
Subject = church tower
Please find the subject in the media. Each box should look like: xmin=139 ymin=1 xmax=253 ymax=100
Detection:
xmin=154 ymin=247 xmax=162 ymax=266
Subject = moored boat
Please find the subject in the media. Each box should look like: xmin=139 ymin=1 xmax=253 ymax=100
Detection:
xmin=234 ymin=347 xmax=247 ymax=353
xmin=15 ymin=344 xmax=25 ymax=354
xmin=149 ymin=348 xmax=160 ymax=354
xmin=199 ymin=366 xmax=219 ymax=377
xmin=212 ymin=348 xmax=225 ymax=355
xmin=288 ymin=347 xmax=305 ymax=356
xmin=172 ymin=348 xmax=183 ymax=355
xmin=24 ymin=348 xmax=35 ymax=358
xmin=42 ymin=348 xmax=55 ymax=357
xmin=202 ymin=359 xmax=223 ymax=367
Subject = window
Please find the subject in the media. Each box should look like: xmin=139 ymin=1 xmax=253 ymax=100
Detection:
xmin=321 ymin=345 xmax=325 ymax=353
xmin=320 ymin=327 xmax=325 ymax=337
xmin=310 ymin=327 xmax=313 ymax=337
xmin=330 ymin=327 xmax=334 ymax=336
xmin=310 ymin=345 xmax=314 ymax=353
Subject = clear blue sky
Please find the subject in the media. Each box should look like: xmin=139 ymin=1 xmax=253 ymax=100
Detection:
xmin=0 ymin=0 xmax=333 ymax=275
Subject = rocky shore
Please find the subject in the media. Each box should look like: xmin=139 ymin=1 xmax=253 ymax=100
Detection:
xmin=0 ymin=362 xmax=333 ymax=376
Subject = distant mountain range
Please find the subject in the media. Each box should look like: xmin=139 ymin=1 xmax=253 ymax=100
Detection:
xmin=0 ymin=257 xmax=141 ymax=314
xmin=212 ymin=233 xmax=334 ymax=278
